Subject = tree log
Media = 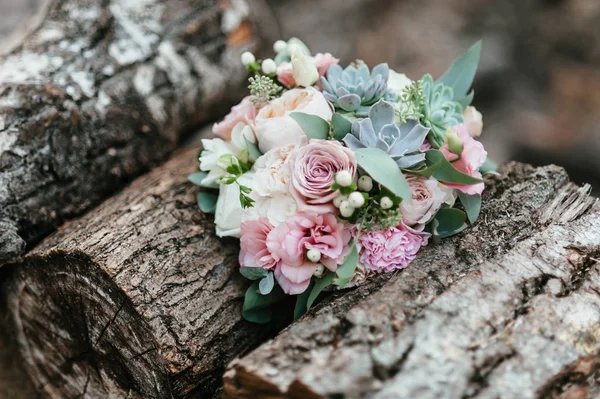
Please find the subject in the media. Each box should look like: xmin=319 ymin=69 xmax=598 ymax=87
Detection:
xmin=0 ymin=146 xmax=290 ymax=398
xmin=0 ymin=0 xmax=258 ymax=263
xmin=223 ymin=163 xmax=600 ymax=399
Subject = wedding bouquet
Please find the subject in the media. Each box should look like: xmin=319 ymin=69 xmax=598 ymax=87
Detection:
xmin=189 ymin=38 xmax=495 ymax=322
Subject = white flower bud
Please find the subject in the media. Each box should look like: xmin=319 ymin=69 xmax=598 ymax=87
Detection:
xmin=241 ymin=51 xmax=255 ymax=66
xmin=273 ymin=40 xmax=287 ymax=53
xmin=333 ymin=194 xmax=348 ymax=208
xmin=291 ymin=46 xmax=319 ymax=87
xmin=261 ymin=58 xmax=277 ymax=75
xmin=380 ymin=196 xmax=394 ymax=210
xmin=335 ymin=170 xmax=353 ymax=187
xmin=348 ymin=192 xmax=365 ymax=208
xmin=313 ymin=264 xmax=325 ymax=278
xmin=306 ymin=249 xmax=322 ymax=263
xmin=339 ymin=201 xmax=355 ymax=217
xmin=357 ymin=175 xmax=373 ymax=192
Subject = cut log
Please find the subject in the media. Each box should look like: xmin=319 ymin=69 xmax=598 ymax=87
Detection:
xmin=223 ymin=163 xmax=600 ymax=399
xmin=0 ymin=0 xmax=259 ymax=263
xmin=0 ymin=146 xmax=290 ymax=398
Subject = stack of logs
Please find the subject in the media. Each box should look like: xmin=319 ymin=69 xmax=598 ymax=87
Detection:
xmin=2 ymin=1 xmax=600 ymax=398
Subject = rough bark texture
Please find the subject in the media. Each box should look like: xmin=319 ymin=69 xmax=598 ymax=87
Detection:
xmin=0 ymin=147 xmax=289 ymax=398
xmin=0 ymin=0 xmax=257 ymax=263
xmin=223 ymin=163 xmax=600 ymax=399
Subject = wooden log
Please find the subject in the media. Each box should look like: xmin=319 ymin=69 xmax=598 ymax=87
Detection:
xmin=223 ymin=163 xmax=600 ymax=399
xmin=0 ymin=146 xmax=290 ymax=398
xmin=0 ymin=0 xmax=259 ymax=263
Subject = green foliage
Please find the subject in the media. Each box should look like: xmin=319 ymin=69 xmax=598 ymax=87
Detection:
xmin=396 ymin=79 xmax=426 ymax=123
xmin=259 ymin=272 xmax=275 ymax=295
xmin=354 ymin=147 xmax=411 ymax=200
xmin=433 ymin=208 xmax=468 ymax=238
xmin=409 ymin=150 xmax=483 ymax=186
xmin=307 ymin=271 xmax=334 ymax=310
xmin=479 ymin=157 xmax=499 ymax=176
xmin=245 ymin=138 xmax=263 ymax=162
xmin=242 ymin=281 xmax=286 ymax=324
xmin=290 ymin=112 xmax=330 ymax=140
xmin=197 ymin=192 xmax=218 ymax=213
xmin=294 ymin=283 xmax=313 ymax=321
xmin=437 ymin=41 xmax=481 ymax=105
xmin=240 ymin=267 xmax=268 ymax=280
xmin=332 ymin=113 xmax=353 ymax=141
xmin=458 ymin=192 xmax=482 ymax=224
xmin=248 ymin=75 xmax=282 ymax=107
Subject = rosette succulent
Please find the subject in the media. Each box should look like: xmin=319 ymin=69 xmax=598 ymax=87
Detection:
xmin=343 ymin=100 xmax=430 ymax=169
xmin=420 ymin=74 xmax=464 ymax=147
xmin=321 ymin=63 xmax=396 ymax=116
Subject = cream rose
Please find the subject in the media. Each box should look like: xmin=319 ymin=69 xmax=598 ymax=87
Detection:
xmin=253 ymin=88 xmax=333 ymax=153
xmin=242 ymin=194 xmax=297 ymax=227
xmin=214 ymin=172 xmax=254 ymax=238
xmin=401 ymin=176 xmax=448 ymax=227
xmin=252 ymin=144 xmax=296 ymax=197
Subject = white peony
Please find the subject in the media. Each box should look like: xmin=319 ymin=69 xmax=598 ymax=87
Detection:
xmin=242 ymin=194 xmax=297 ymax=227
xmin=214 ymin=172 xmax=254 ymax=238
xmin=253 ymin=87 xmax=333 ymax=153
xmin=252 ymin=144 xmax=296 ymax=197
xmin=199 ymin=123 xmax=250 ymax=186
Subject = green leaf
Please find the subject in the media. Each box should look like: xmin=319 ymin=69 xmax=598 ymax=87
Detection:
xmin=425 ymin=150 xmax=483 ymax=185
xmin=332 ymin=113 xmax=352 ymax=141
xmin=439 ymin=223 xmax=468 ymax=238
xmin=240 ymin=267 xmax=268 ymax=280
xmin=335 ymin=241 xmax=358 ymax=280
xmin=458 ymin=192 xmax=481 ymax=224
xmin=434 ymin=208 xmax=467 ymax=238
xmin=479 ymin=157 xmax=499 ymax=176
xmin=287 ymin=37 xmax=312 ymax=56
xmin=307 ymin=271 xmax=334 ymax=310
xmin=290 ymin=112 xmax=330 ymax=140
xmin=354 ymin=148 xmax=411 ymax=200
xmin=197 ymin=192 xmax=218 ymax=213
xmin=188 ymin=171 xmax=207 ymax=186
xmin=259 ymin=272 xmax=275 ymax=295
xmin=242 ymin=281 xmax=285 ymax=324
xmin=437 ymin=41 xmax=481 ymax=100
xmin=457 ymin=90 xmax=475 ymax=109
xmin=245 ymin=138 xmax=263 ymax=162
xmin=293 ymin=283 xmax=313 ymax=321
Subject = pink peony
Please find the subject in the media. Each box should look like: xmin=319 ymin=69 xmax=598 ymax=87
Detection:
xmin=401 ymin=175 xmax=447 ymax=227
xmin=213 ymin=96 xmax=257 ymax=141
xmin=239 ymin=219 xmax=277 ymax=270
xmin=357 ymin=223 xmax=430 ymax=273
xmin=289 ymin=140 xmax=357 ymax=214
xmin=440 ymin=124 xmax=487 ymax=195
xmin=266 ymin=212 xmax=350 ymax=294
xmin=276 ymin=53 xmax=339 ymax=88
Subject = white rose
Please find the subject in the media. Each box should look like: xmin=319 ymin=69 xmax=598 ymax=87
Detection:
xmin=252 ymin=144 xmax=296 ymax=197
xmin=242 ymin=194 xmax=297 ymax=227
xmin=254 ymin=87 xmax=333 ymax=153
xmin=463 ymin=106 xmax=483 ymax=138
xmin=199 ymin=123 xmax=250 ymax=186
xmin=214 ymin=172 xmax=254 ymax=238
xmin=388 ymin=70 xmax=412 ymax=96
xmin=401 ymin=176 xmax=448 ymax=227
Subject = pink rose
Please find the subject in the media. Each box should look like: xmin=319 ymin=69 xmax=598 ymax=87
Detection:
xmin=276 ymin=53 xmax=340 ymax=88
xmin=463 ymin=106 xmax=483 ymax=138
xmin=440 ymin=124 xmax=487 ymax=195
xmin=212 ymin=96 xmax=257 ymax=140
xmin=266 ymin=212 xmax=350 ymax=294
xmin=357 ymin=223 xmax=429 ymax=273
xmin=239 ymin=219 xmax=277 ymax=270
xmin=289 ymin=140 xmax=357 ymax=214
xmin=401 ymin=175 xmax=447 ymax=227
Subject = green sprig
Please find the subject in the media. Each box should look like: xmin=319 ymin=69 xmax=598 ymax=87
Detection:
xmin=248 ymin=75 xmax=282 ymax=107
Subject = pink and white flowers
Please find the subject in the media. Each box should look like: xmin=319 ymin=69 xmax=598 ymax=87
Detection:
xmin=191 ymin=38 xmax=490 ymax=322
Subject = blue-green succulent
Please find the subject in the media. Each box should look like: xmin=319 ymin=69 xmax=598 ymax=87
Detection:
xmin=321 ymin=63 xmax=397 ymax=116
xmin=343 ymin=100 xmax=429 ymax=169
xmin=420 ymin=74 xmax=464 ymax=148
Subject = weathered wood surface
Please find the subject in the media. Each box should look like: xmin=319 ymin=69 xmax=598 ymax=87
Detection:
xmin=0 ymin=146 xmax=290 ymax=398
xmin=224 ymin=163 xmax=600 ymax=399
xmin=0 ymin=0 xmax=256 ymax=263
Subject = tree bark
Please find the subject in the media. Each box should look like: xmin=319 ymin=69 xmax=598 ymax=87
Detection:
xmin=0 ymin=146 xmax=289 ymax=398
xmin=0 ymin=0 xmax=258 ymax=263
xmin=223 ymin=163 xmax=600 ymax=399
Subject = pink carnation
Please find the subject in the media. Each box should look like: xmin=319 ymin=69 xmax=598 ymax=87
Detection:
xmin=239 ymin=219 xmax=277 ymax=270
xmin=266 ymin=212 xmax=350 ymax=294
xmin=357 ymin=223 xmax=429 ymax=273
xmin=440 ymin=124 xmax=487 ymax=195
xmin=212 ymin=96 xmax=257 ymax=140
xmin=289 ymin=140 xmax=357 ymax=214
xmin=276 ymin=53 xmax=339 ymax=88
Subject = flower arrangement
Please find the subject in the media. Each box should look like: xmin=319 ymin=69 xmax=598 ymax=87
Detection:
xmin=188 ymin=38 xmax=496 ymax=323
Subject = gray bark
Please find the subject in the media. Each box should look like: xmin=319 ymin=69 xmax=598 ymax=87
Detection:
xmin=223 ymin=163 xmax=600 ymax=399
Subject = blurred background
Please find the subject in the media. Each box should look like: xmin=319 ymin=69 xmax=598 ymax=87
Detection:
xmin=4 ymin=0 xmax=600 ymax=192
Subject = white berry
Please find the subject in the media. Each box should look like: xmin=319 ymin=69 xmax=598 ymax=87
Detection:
xmin=358 ymin=175 xmax=373 ymax=192
xmin=380 ymin=196 xmax=393 ymax=210
xmin=261 ymin=58 xmax=277 ymax=74
xmin=335 ymin=170 xmax=353 ymax=187
xmin=307 ymin=249 xmax=322 ymax=263
xmin=273 ymin=40 xmax=287 ymax=53
xmin=348 ymin=192 xmax=365 ymax=208
xmin=241 ymin=51 xmax=255 ymax=66
xmin=339 ymin=201 xmax=355 ymax=217
xmin=313 ymin=264 xmax=325 ymax=278
xmin=333 ymin=194 xmax=348 ymax=208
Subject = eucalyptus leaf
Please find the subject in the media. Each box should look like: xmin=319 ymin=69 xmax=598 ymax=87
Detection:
xmin=245 ymin=138 xmax=263 ymax=162
xmin=479 ymin=157 xmax=499 ymax=176
xmin=437 ymin=41 xmax=482 ymax=100
xmin=332 ymin=113 xmax=352 ymax=141
xmin=290 ymin=112 xmax=330 ymax=140
xmin=240 ymin=267 xmax=268 ymax=281
xmin=188 ymin=171 xmax=207 ymax=186
xmin=259 ymin=272 xmax=275 ymax=295
xmin=354 ymin=147 xmax=411 ymax=200
xmin=439 ymin=223 xmax=468 ymax=238
xmin=242 ymin=281 xmax=285 ymax=324
xmin=458 ymin=192 xmax=481 ymax=224
xmin=307 ymin=271 xmax=334 ymax=310
xmin=335 ymin=241 xmax=358 ymax=280
xmin=457 ymin=90 xmax=475 ymax=109
xmin=425 ymin=150 xmax=483 ymax=185
xmin=197 ymin=192 xmax=218 ymax=213
xmin=435 ymin=208 xmax=467 ymax=238
xmin=293 ymin=283 xmax=313 ymax=321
